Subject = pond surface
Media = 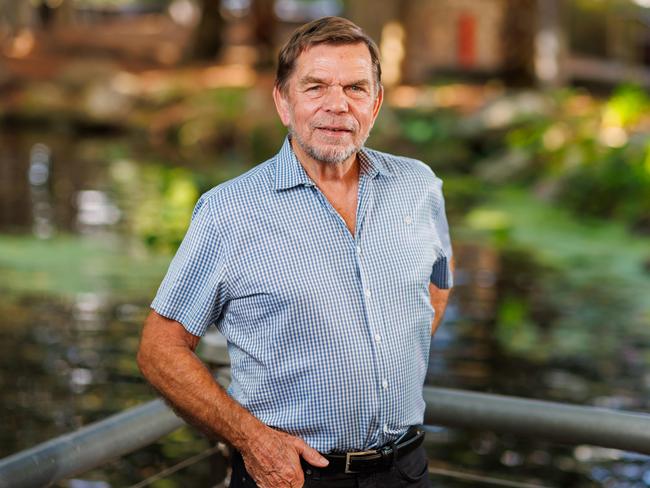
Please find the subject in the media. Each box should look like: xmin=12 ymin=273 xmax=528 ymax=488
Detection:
xmin=1 ymin=127 xmax=650 ymax=487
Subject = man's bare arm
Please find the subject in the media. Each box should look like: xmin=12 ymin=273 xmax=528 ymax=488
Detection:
xmin=429 ymin=258 xmax=454 ymax=335
xmin=137 ymin=310 xmax=327 ymax=488
xmin=429 ymin=283 xmax=451 ymax=336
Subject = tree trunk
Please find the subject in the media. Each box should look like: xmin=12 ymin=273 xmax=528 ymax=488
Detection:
xmin=187 ymin=0 xmax=224 ymax=61
xmin=501 ymin=0 xmax=538 ymax=86
xmin=251 ymin=0 xmax=276 ymax=70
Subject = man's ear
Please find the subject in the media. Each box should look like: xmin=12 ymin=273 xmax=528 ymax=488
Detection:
xmin=372 ymin=84 xmax=384 ymax=121
xmin=273 ymin=85 xmax=291 ymax=127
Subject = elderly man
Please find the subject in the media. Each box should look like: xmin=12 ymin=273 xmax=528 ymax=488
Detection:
xmin=137 ymin=16 xmax=453 ymax=488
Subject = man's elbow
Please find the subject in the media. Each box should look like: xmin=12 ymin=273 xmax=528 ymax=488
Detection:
xmin=136 ymin=332 xmax=153 ymax=380
xmin=136 ymin=311 xmax=200 ymax=379
xmin=137 ymin=312 xmax=160 ymax=381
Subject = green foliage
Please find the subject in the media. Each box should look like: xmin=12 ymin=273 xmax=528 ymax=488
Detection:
xmin=466 ymin=189 xmax=650 ymax=360
xmin=556 ymin=144 xmax=650 ymax=225
xmin=474 ymin=86 xmax=650 ymax=233
xmin=441 ymin=175 xmax=490 ymax=219
xmin=170 ymin=86 xmax=286 ymax=168
xmin=370 ymin=107 xmax=475 ymax=173
xmin=603 ymin=84 xmax=650 ymax=128
xmin=110 ymin=159 xmax=200 ymax=253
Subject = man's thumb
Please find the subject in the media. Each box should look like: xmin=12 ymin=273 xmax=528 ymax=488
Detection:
xmin=295 ymin=440 xmax=329 ymax=467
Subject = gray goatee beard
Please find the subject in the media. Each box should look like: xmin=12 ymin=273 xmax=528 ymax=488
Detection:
xmin=289 ymin=126 xmax=367 ymax=165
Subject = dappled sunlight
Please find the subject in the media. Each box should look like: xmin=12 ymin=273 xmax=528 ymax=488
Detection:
xmin=3 ymin=29 xmax=35 ymax=58
xmin=380 ymin=21 xmax=405 ymax=87
xmin=202 ymin=63 xmax=257 ymax=88
xmin=387 ymin=83 xmax=503 ymax=112
xmin=542 ymin=123 xmax=569 ymax=151
xmin=136 ymin=63 xmax=257 ymax=95
xmin=599 ymin=126 xmax=628 ymax=148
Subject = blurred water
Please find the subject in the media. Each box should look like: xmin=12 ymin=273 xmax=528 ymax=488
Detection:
xmin=1 ymin=129 xmax=649 ymax=487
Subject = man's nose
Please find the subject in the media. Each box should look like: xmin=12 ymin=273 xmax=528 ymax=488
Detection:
xmin=322 ymin=85 xmax=348 ymax=113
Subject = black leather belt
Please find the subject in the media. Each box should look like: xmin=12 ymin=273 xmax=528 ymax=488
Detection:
xmin=318 ymin=426 xmax=425 ymax=475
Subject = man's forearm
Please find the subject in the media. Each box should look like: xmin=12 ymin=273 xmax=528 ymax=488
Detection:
xmin=137 ymin=312 xmax=263 ymax=451
xmin=429 ymin=285 xmax=451 ymax=336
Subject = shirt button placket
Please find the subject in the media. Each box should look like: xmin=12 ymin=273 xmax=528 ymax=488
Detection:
xmin=355 ymin=237 xmax=383 ymax=444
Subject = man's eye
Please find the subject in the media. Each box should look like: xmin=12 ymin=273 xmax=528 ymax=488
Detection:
xmin=346 ymin=85 xmax=367 ymax=95
xmin=307 ymin=85 xmax=323 ymax=92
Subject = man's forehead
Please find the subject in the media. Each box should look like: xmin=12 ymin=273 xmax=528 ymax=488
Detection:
xmin=293 ymin=43 xmax=373 ymax=81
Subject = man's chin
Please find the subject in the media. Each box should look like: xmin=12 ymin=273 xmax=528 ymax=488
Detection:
xmin=309 ymin=144 xmax=358 ymax=165
xmin=291 ymin=130 xmax=360 ymax=165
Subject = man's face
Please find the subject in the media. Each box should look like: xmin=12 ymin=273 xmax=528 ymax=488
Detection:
xmin=273 ymin=42 xmax=383 ymax=166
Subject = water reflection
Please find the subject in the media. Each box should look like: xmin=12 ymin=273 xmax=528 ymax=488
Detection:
xmin=76 ymin=190 xmax=121 ymax=230
xmin=0 ymin=128 xmax=107 ymax=234
xmin=2 ymin=130 xmax=650 ymax=486
xmin=73 ymin=292 xmax=107 ymax=331
xmin=29 ymin=143 xmax=54 ymax=238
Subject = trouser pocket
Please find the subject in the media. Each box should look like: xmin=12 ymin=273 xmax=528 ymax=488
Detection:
xmin=394 ymin=446 xmax=429 ymax=486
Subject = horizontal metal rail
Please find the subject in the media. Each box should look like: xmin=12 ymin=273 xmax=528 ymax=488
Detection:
xmin=0 ymin=369 xmax=231 ymax=488
xmin=423 ymin=387 xmax=650 ymax=455
xmin=2 ymin=382 xmax=650 ymax=487
xmin=0 ymin=398 xmax=182 ymax=488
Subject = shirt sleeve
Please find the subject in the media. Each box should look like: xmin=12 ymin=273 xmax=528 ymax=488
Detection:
xmin=430 ymin=177 xmax=454 ymax=289
xmin=151 ymin=195 xmax=229 ymax=336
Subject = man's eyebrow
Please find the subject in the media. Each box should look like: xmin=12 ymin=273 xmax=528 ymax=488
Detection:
xmin=298 ymin=76 xmax=372 ymax=87
xmin=345 ymin=79 xmax=371 ymax=87
xmin=299 ymin=76 xmax=327 ymax=86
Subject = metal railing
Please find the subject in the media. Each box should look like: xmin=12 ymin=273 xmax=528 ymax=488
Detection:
xmin=0 ymin=399 xmax=183 ymax=488
xmin=422 ymin=387 xmax=650 ymax=455
xmin=1 ymin=335 xmax=649 ymax=487
xmin=2 ymin=383 xmax=650 ymax=487
xmin=0 ymin=368 xmax=232 ymax=488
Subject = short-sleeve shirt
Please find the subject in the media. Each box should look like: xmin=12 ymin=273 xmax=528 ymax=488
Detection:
xmin=151 ymin=137 xmax=453 ymax=453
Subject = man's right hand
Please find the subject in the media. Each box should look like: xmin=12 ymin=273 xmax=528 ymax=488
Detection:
xmin=240 ymin=425 xmax=329 ymax=488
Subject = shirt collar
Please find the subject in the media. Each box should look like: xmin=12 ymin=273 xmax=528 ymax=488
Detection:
xmin=273 ymin=137 xmax=392 ymax=191
xmin=358 ymin=146 xmax=391 ymax=179
xmin=273 ymin=136 xmax=315 ymax=191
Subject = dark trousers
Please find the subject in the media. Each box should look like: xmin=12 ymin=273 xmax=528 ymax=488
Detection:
xmin=230 ymin=446 xmax=431 ymax=487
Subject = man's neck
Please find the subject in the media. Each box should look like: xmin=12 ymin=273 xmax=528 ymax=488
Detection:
xmin=289 ymin=138 xmax=360 ymax=188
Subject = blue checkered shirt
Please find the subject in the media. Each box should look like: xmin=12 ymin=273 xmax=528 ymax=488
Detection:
xmin=151 ymin=137 xmax=453 ymax=453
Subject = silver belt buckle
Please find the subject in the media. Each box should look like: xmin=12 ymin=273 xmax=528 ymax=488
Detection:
xmin=345 ymin=450 xmax=376 ymax=474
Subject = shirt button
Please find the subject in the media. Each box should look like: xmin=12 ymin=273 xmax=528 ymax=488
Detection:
xmin=356 ymin=245 xmax=361 ymax=255
xmin=381 ymin=379 xmax=388 ymax=389
xmin=405 ymin=215 xmax=412 ymax=225
xmin=374 ymin=333 xmax=381 ymax=343
xmin=364 ymin=288 xmax=371 ymax=298
xmin=383 ymin=423 xmax=389 ymax=433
